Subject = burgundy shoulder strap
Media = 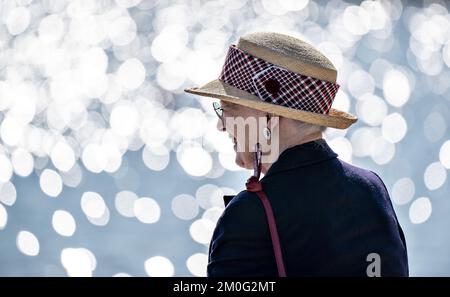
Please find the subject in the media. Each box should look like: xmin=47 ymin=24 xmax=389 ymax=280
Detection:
xmin=246 ymin=176 xmax=287 ymax=277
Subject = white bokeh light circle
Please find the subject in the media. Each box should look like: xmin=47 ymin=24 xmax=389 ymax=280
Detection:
xmin=356 ymin=94 xmax=388 ymax=126
xmin=383 ymin=69 xmax=411 ymax=107
xmin=107 ymin=16 xmax=137 ymax=46
xmin=0 ymin=181 xmax=17 ymax=206
xmin=81 ymin=191 xmax=107 ymax=219
xmin=16 ymin=231 xmax=40 ymax=256
xmin=0 ymin=204 xmax=7 ymax=230
xmin=328 ymin=137 xmax=353 ymax=163
xmin=0 ymin=154 xmax=13 ymax=183
xmin=392 ymin=177 xmax=415 ymax=205
xmin=51 ymin=141 xmax=76 ymax=172
xmin=144 ymin=256 xmax=174 ymax=277
xmin=115 ymin=190 xmax=139 ymax=218
xmin=177 ymin=146 xmax=213 ymax=177
xmin=409 ymin=197 xmax=432 ymax=224
xmin=142 ymin=145 xmax=170 ymax=171
xmin=189 ymin=218 xmax=216 ymax=245
xmin=186 ymin=253 xmax=208 ymax=277
xmin=6 ymin=6 xmax=31 ymax=36
xmin=87 ymin=207 xmax=110 ymax=226
xmin=439 ymin=140 xmax=450 ymax=169
xmin=38 ymin=14 xmax=65 ymax=43
xmin=202 ymin=207 xmax=224 ymax=225
xmin=171 ymin=194 xmax=199 ymax=220
xmin=82 ymin=143 xmax=107 ymax=173
xmin=382 ymin=113 xmax=408 ymax=143
xmin=110 ymin=103 xmax=139 ymax=136
xmin=117 ymin=58 xmax=146 ymax=90
xmin=39 ymin=169 xmax=63 ymax=197
xmin=52 ymin=210 xmax=76 ymax=237
xmin=11 ymin=148 xmax=34 ymax=177
xmin=113 ymin=272 xmax=132 ymax=277
xmin=61 ymin=248 xmax=96 ymax=277
xmin=195 ymin=184 xmax=226 ymax=209
xmin=424 ymin=162 xmax=447 ymax=191
xmin=134 ymin=197 xmax=161 ymax=224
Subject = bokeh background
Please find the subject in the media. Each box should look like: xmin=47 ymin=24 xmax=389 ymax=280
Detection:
xmin=0 ymin=0 xmax=449 ymax=276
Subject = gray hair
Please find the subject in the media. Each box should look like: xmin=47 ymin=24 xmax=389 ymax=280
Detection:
xmin=294 ymin=120 xmax=327 ymax=135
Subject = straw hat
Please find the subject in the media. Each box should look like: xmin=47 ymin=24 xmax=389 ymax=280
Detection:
xmin=184 ymin=32 xmax=357 ymax=129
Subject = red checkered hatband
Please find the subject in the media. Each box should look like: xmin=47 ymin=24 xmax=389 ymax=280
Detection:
xmin=218 ymin=44 xmax=340 ymax=114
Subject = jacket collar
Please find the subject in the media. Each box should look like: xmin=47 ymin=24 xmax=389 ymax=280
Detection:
xmin=223 ymin=138 xmax=338 ymax=207
xmin=261 ymin=138 xmax=338 ymax=180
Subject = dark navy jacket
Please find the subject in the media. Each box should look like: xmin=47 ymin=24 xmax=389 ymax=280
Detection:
xmin=207 ymin=139 xmax=408 ymax=276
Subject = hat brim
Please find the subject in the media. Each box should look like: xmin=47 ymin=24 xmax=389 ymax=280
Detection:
xmin=184 ymin=79 xmax=357 ymax=129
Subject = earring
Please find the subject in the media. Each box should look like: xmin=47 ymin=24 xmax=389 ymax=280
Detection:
xmin=253 ymin=143 xmax=262 ymax=179
xmin=263 ymin=127 xmax=271 ymax=140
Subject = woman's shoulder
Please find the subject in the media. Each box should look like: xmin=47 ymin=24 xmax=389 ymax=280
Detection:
xmin=218 ymin=190 xmax=267 ymax=228
xmin=226 ymin=190 xmax=260 ymax=209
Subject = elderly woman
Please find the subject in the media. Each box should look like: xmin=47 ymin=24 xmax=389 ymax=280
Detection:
xmin=185 ymin=32 xmax=408 ymax=277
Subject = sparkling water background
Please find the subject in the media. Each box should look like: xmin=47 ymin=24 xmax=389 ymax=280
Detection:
xmin=0 ymin=0 xmax=449 ymax=276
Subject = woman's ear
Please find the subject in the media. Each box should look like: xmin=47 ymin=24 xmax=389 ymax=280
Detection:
xmin=266 ymin=114 xmax=279 ymax=129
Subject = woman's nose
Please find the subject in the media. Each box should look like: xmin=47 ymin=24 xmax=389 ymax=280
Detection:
xmin=216 ymin=118 xmax=226 ymax=132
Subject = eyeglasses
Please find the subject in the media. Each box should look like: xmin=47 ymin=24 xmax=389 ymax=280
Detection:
xmin=212 ymin=102 xmax=225 ymax=129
